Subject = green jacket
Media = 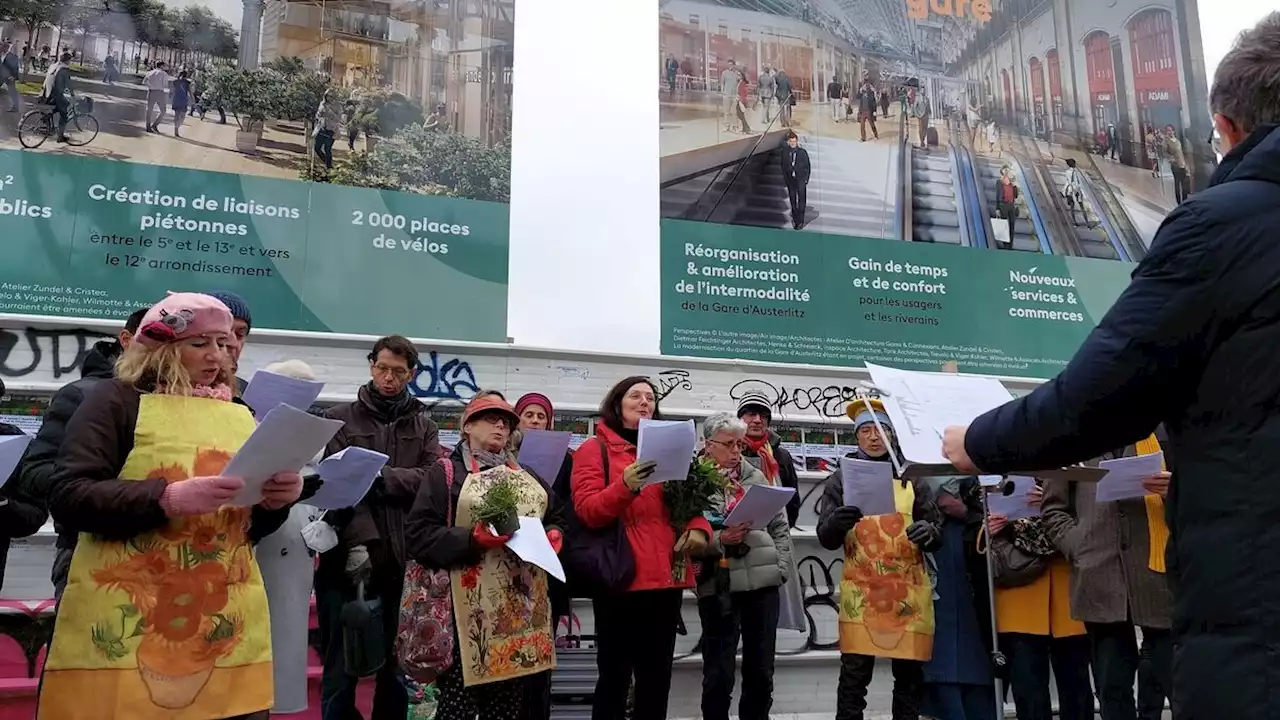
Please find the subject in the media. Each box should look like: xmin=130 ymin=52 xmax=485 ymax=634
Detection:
xmin=694 ymin=460 xmax=794 ymax=597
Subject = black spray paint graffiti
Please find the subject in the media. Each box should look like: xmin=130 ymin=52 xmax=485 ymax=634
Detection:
xmin=730 ymin=378 xmax=881 ymax=418
xmin=408 ymin=351 xmax=480 ymax=401
xmin=0 ymin=327 xmax=113 ymax=380
xmin=653 ymin=369 xmax=693 ymax=402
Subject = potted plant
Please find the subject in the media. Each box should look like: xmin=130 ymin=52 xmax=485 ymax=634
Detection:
xmin=472 ymin=475 xmax=521 ymax=536
xmin=209 ymin=67 xmax=276 ymax=152
xmin=350 ymin=88 xmax=424 ymax=152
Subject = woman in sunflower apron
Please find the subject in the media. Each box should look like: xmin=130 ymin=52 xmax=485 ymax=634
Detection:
xmin=815 ymin=398 xmax=943 ymax=720
xmin=40 ymin=292 xmax=303 ymax=720
xmin=404 ymin=392 xmax=564 ymax=720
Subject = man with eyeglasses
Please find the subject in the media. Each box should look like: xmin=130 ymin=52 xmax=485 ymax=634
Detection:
xmin=317 ymin=334 xmax=442 ymax=720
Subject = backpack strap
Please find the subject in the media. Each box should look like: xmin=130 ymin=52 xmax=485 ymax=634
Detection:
xmin=600 ymin=440 xmax=610 ymax=487
xmin=438 ymin=457 xmax=455 ymax=525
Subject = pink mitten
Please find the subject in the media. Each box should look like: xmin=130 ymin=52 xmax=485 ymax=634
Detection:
xmin=261 ymin=471 xmax=303 ymax=510
xmin=159 ymin=476 xmax=245 ymax=517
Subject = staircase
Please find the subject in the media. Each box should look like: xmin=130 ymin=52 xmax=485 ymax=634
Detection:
xmin=908 ymin=146 xmax=965 ymax=245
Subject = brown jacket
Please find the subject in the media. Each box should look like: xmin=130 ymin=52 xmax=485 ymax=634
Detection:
xmin=1040 ymin=448 xmax=1173 ymax=629
xmin=321 ymin=386 xmax=441 ymax=577
xmin=47 ymin=380 xmax=289 ymax=543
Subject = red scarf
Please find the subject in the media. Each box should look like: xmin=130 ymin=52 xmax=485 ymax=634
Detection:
xmin=744 ymin=434 xmax=780 ymax=485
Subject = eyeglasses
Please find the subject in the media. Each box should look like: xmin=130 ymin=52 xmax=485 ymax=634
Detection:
xmin=708 ymin=438 xmax=747 ymax=452
xmin=371 ymin=364 xmax=411 ymax=379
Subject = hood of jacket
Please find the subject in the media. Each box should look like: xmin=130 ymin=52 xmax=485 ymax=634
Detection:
xmin=1209 ymin=123 xmax=1280 ymax=188
xmin=81 ymin=340 xmax=121 ymax=380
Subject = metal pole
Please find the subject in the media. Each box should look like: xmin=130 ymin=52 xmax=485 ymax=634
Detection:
xmin=981 ymin=479 xmax=1009 ymax=719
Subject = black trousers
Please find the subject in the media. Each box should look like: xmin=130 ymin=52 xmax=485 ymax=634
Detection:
xmin=697 ymin=587 xmax=781 ymax=720
xmin=592 ymin=589 xmax=682 ymax=720
xmin=1001 ymin=632 xmax=1094 ymax=720
xmin=1171 ymin=166 xmax=1191 ymax=204
xmin=786 ymin=181 xmax=807 ymax=228
xmin=1137 ymin=631 xmax=1168 ymax=720
xmin=436 ymin=638 xmax=528 ymax=720
xmin=837 ymin=653 xmax=924 ymax=720
xmin=317 ymin=569 xmax=408 ymax=720
xmin=1086 ymin=622 xmax=1174 ymax=720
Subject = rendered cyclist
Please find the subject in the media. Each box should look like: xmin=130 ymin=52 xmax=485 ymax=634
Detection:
xmin=40 ymin=52 xmax=74 ymax=143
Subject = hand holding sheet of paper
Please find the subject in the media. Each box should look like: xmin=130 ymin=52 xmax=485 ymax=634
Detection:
xmin=987 ymin=475 xmax=1038 ymax=520
xmin=224 ymin=405 xmax=345 ymax=507
xmin=505 ymin=516 xmax=566 ymax=582
xmin=310 ymin=447 xmax=389 ymax=510
xmin=1096 ymin=453 xmax=1163 ymax=502
xmin=724 ymin=484 xmax=796 ymax=529
xmin=840 ymin=457 xmax=896 ymax=516
xmin=0 ymin=435 xmax=32 ymax=490
xmin=241 ymin=370 xmax=325 ymax=419
xmin=517 ymin=430 xmax=571 ymax=484
xmin=636 ymin=419 xmax=697 ymax=483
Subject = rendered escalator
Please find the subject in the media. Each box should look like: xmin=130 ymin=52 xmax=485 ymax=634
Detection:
xmin=971 ymin=154 xmax=1048 ymax=253
xmin=1041 ymin=165 xmax=1128 ymax=261
xmin=908 ymin=146 xmax=969 ymax=246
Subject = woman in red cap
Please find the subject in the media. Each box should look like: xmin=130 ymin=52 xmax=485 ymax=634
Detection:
xmin=405 ymin=391 xmax=564 ymax=719
xmin=571 ymin=376 xmax=713 ymax=720
xmin=39 ymin=292 xmax=302 ymax=720
xmin=512 ymin=392 xmax=572 ymax=720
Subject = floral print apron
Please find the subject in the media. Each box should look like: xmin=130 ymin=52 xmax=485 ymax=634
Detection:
xmin=838 ymin=480 xmax=934 ymax=661
xmin=40 ymin=395 xmax=273 ymax=720
xmin=450 ymin=461 xmax=554 ymax=687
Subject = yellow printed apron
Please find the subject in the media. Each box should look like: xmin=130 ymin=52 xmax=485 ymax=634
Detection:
xmin=40 ymin=394 xmax=273 ymax=720
xmin=838 ymin=480 xmax=935 ymax=660
xmin=451 ymin=460 xmax=554 ymax=687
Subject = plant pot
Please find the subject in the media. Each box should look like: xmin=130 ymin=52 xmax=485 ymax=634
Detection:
xmin=491 ymin=513 xmax=519 ymax=537
xmin=235 ymin=129 xmax=260 ymax=152
xmin=136 ymin=636 xmax=215 ymax=709
xmin=364 ymin=134 xmax=378 ymax=152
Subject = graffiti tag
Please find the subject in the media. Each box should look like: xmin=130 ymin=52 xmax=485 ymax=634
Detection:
xmin=409 ymin=351 xmax=480 ymax=402
xmin=729 ymin=378 xmax=880 ymax=419
xmin=0 ymin=327 xmax=113 ymax=380
xmin=653 ymin=369 xmax=693 ymax=402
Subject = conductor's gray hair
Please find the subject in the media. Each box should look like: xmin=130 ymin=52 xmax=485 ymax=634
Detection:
xmin=701 ymin=411 xmax=747 ymax=440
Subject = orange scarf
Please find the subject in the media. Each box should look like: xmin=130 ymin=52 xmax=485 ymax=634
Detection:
xmin=744 ymin=434 xmax=780 ymax=485
xmin=1135 ymin=434 xmax=1170 ymax=573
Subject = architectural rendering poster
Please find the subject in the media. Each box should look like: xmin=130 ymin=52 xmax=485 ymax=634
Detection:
xmin=659 ymin=0 xmax=1212 ymax=379
xmin=0 ymin=0 xmax=514 ymax=341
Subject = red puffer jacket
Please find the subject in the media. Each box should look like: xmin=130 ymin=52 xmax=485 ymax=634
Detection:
xmin=571 ymin=423 xmax=711 ymax=592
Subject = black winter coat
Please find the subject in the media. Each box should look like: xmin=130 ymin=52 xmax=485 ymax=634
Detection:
xmin=16 ymin=340 xmax=119 ymax=549
xmin=814 ymin=450 xmax=941 ymax=553
xmin=404 ymin=443 xmax=565 ymax=571
xmin=0 ymin=422 xmax=47 ymax=591
xmin=963 ymin=124 xmax=1280 ymax=720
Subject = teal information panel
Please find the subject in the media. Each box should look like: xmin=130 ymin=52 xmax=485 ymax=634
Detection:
xmin=661 ymin=219 xmax=1136 ymax=379
xmin=0 ymin=149 xmax=508 ymax=341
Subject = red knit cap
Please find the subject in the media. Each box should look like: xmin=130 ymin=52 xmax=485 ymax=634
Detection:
xmin=515 ymin=393 xmax=554 ymax=423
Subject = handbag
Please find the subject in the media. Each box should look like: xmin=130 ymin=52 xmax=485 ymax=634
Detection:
xmin=340 ymin=581 xmax=386 ymax=677
xmin=394 ymin=457 xmax=457 ymax=683
xmin=990 ymin=216 xmax=1011 ymax=245
xmin=561 ymin=441 xmax=637 ymax=597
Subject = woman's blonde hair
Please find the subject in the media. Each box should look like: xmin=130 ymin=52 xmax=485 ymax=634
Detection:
xmin=115 ymin=341 xmax=235 ymax=395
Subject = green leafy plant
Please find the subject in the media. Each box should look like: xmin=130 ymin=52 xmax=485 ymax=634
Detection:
xmin=664 ymin=457 xmax=729 ymax=581
xmin=330 ymin=123 xmax=511 ymax=202
xmin=473 ymin=476 xmax=521 ymax=535
xmin=205 ymin=66 xmax=276 ymax=132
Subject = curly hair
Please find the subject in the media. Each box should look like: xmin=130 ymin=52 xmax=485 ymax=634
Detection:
xmin=115 ymin=341 xmax=235 ymax=395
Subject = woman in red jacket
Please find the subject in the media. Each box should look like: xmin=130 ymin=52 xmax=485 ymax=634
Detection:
xmin=572 ymin=376 xmax=711 ymax=720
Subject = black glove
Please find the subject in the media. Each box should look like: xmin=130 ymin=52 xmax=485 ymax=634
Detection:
xmin=829 ymin=506 xmax=864 ymax=536
xmin=906 ymin=520 xmax=939 ymax=548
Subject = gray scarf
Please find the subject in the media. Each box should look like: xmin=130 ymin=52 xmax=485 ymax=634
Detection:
xmin=458 ymin=438 xmax=513 ymax=472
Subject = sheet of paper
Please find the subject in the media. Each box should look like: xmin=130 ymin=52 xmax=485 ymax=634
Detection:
xmin=840 ymin=457 xmax=897 ymax=516
xmin=517 ymin=430 xmax=571 ymax=484
xmin=0 ymin=435 xmax=32 ymax=489
xmin=224 ymin=404 xmax=345 ymax=506
xmin=865 ymin=363 xmax=1014 ymax=468
xmin=241 ymin=370 xmax=325 ymax=419
xmin=505 ymin=516 xmax=566 ymax=582
xmin=310 ymin=447 xmax=389 ymax=510
xmin=987 ymin=475 xmax=1039 ymax=520
xmin=724 ymin=484 xmax=797 ymax=529
xmin=636 ymin=419 xmax=697 ymax=483
xmin=1096 ymin=452 xmax=1163 ymax=502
